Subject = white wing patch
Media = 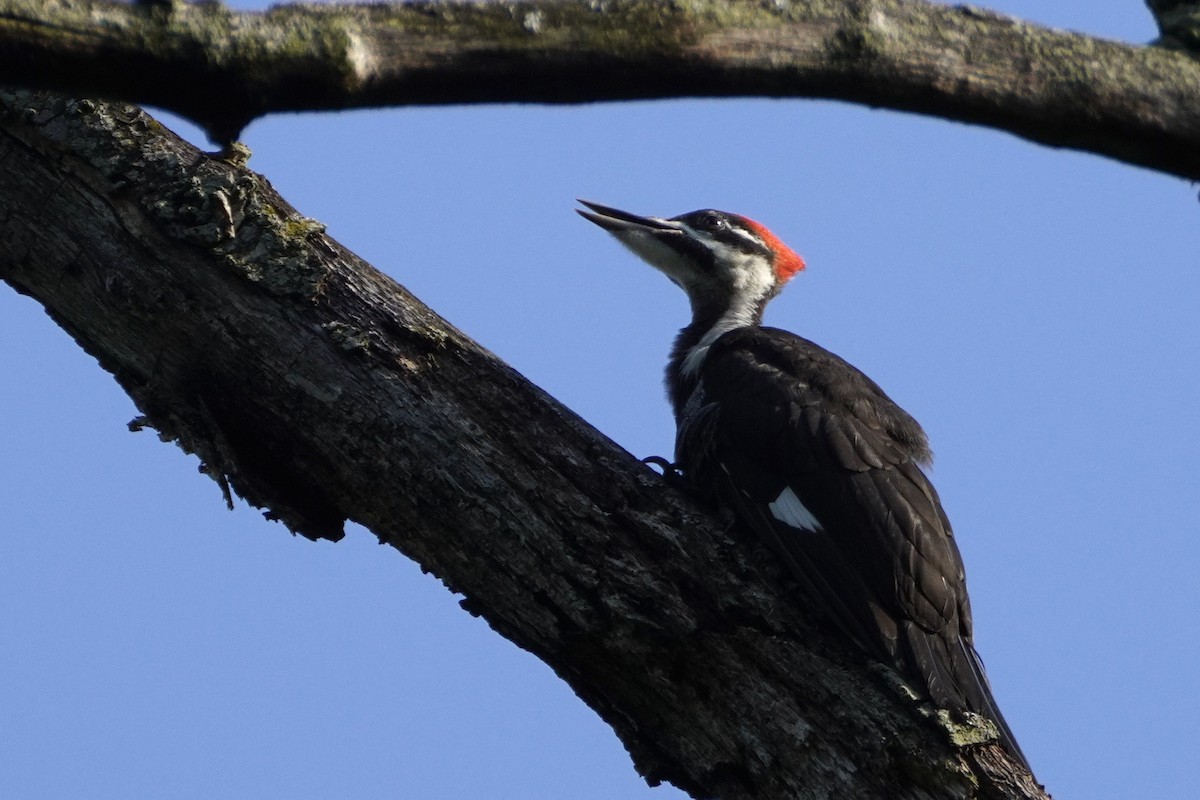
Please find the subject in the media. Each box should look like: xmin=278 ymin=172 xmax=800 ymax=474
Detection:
xmin=768 ymin=486 xmax=823 ymax=533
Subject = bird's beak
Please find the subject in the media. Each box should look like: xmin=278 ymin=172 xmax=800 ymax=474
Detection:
xmin=575 ymin=200 xmax=681 ymax=235
xmin=576 ymin=199 xmax=698 ymax=290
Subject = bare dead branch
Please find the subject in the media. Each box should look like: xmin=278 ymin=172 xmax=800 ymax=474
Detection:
xmin=0 ymin=89 xmax=1047 ymax=799
xmin=2 ymin=0 xmax=1198 ymax=179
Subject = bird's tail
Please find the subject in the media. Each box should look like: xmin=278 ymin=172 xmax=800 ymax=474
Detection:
xmin=900 ymin=621 xmax=1031 ymax=773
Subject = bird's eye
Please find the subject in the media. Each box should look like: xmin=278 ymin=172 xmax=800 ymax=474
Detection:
xmin=703 ymin=213 xmax=726 ymax=231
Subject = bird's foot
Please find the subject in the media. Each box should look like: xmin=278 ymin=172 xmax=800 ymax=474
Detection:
xmin=642 ymin=455 xmax=689 ymax=489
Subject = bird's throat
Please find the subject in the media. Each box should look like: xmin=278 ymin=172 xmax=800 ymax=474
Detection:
xmin=666 ymin=295 xmax=765 ymax=415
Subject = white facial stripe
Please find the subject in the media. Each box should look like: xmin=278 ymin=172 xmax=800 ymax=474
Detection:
xmin=681 ymin=298 xmax=756 ymax=377
xmin=729 ymin=226 xmax=765 ymax=249
xmin=680 ymin=249 xmax=777 ymax=377
xmin=768 ymin=486 xmax=823 ymax=532
xmin=720 ymin=226 xmax=765 ymax=253
xmin=726 ymin=248 xmax=776 ymax=298
xmin=679 ymin=222 xmax=765 ymax=253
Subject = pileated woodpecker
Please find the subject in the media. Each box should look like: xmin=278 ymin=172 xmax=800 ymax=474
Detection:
xmin=577 ymin=200 xmax=1030 ymax=772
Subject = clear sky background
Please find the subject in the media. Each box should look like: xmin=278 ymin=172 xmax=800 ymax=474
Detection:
xmin=3 ymin=2 xmax=1197 ymax=798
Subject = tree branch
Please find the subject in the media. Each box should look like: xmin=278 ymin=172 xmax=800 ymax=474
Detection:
xmin=3 ymin=0 xmax=1199 ymax=179
xmin=0 ymin=90 xmax=1046 ymax=798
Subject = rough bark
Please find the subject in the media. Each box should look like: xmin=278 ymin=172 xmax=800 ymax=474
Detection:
xmin=2 ymin=0 xmax=1199 ymax=180
xmin=0 ymin=90 xmax=1046 ymax=799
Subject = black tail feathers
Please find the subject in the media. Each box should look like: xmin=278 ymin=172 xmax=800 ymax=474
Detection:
xmin=900 ymin=621 xmax=1032 ymax=774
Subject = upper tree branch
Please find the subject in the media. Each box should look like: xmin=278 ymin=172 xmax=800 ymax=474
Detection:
xmin=0 ymin=90 xmax=1044 ymax=799
xmin=2 ymin=0 xmax=1199 ymax=179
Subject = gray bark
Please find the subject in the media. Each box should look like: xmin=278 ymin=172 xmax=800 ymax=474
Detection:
xmin=2 ymin=0 xmax=1199 ymax=179
xmin=0 ymin=90 xmax=1046 ymax=799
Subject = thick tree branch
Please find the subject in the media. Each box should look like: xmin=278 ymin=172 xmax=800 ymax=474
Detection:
xmin=0 ymin=90 xmax=1046 ymax=799
xmin=3 ymin=0 xmax=1199 ymax=179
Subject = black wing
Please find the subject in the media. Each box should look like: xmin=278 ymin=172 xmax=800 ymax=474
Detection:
xmin=679 ymin=326 xmax=1028 ymax=770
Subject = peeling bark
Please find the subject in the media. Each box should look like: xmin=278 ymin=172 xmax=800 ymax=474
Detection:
xmin=0 ymin=90 xmax=1047 ymax=799
xmin=2 ymin=0 xmax=1199 ymax=179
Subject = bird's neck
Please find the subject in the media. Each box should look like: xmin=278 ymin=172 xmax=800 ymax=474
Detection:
xmin=666 ymin=293 xmax=766 ymax=416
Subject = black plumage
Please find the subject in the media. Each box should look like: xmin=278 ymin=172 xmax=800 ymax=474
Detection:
xmin=673 ymin=326 xmax=1027 ymax=769
xmin=577 ymin=200 xmax=1030 ymax=773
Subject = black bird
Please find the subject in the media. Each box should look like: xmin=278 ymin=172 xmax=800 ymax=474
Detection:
xmin=577 ymin=199 xmax=1030 ymax=772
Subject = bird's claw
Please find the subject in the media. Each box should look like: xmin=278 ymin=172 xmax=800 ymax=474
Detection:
xmin=642 ymin=455 xmax=689 ymax=488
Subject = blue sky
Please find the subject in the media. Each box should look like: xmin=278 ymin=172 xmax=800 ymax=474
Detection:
xmin=3 ymin=2 xmax=1197 ymax=798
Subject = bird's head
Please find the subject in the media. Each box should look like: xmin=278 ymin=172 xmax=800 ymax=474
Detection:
xmin=577 ymin=200 xmax=805 ymax=313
